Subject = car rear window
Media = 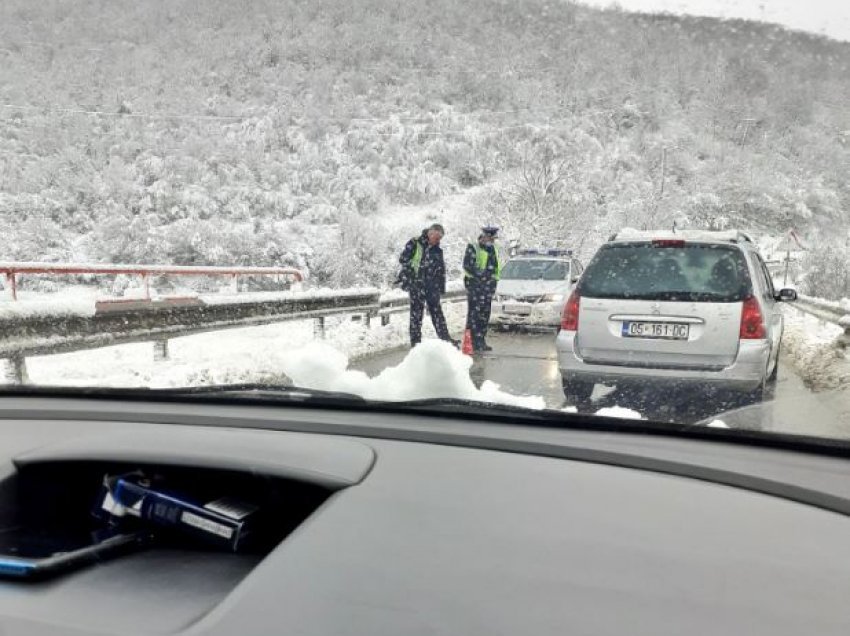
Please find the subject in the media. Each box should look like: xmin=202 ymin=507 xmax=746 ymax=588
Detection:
xmin=578 ymin=243 xmax=753 ymax=302
xmin=501 ymin=260 xmax=569 ymax=281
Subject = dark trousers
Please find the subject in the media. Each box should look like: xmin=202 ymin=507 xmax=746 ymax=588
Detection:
xmin=409 ymin=287 xmax=451 ymax=346
xmin=466 ymin=282 xmax=495 ymax=350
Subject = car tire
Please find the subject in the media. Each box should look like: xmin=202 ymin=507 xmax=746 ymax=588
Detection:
xmin=747 ymin=383 xmax=765 ymax=404
xmin=747 ymin=345 xmax=781 ymax=405
xmin=767 ymin=345 xmax=780 ymax=384
xmin=562 ymin=378 xmax=594 ymax=405
xmin=748 ymin=376 xmax=776 ymax=405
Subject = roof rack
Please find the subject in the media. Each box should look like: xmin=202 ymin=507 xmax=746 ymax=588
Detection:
xmin=609 ymin=229 xmax=754 ymax=244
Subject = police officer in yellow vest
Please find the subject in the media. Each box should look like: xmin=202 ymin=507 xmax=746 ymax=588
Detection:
xmin=463 ymin=226 xmax=501 ymax=353
xmin=397 ymin=223 xmax=455 ymax=348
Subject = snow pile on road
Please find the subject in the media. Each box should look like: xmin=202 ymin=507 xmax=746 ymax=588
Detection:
xmin=594 ymin=406 xmax=643 ymax=420
xmin=279 ymin=339 xmax=546 ymax=410
xmin=780 ymin=306 xmax=850 ymax=391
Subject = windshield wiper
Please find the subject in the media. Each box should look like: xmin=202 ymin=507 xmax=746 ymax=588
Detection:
xmin=384 ymin=397 xmax=551 ymax=417
xmin=0 ymin=383 xmax=366 ymax=405
xmin=148 ymin=383 xmax=366 ymax=402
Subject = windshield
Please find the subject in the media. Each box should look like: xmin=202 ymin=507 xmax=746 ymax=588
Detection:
xmin=501 ymin=260 xmax=570 ymax=281
xmin=2 ymin=0 xmax=850 ymax=440
xmin=579 ymin=243 xmax=752 ymax=302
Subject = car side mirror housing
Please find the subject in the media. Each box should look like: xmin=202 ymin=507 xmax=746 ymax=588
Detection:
xmin=571 ymin=276 xmax=579 ymax=284
xmin=776 ymin=288 xmax=797 ymax=302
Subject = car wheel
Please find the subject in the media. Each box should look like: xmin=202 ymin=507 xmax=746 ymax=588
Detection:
xmin=767 ymin=345 xmax=780 ymax=384
xmin=748 ymin=376 xmax=775 ymax=405
xmin=562 ymin=378 xmax=594 ymax=405
xmin=747 ymin=383 xmax=765 ymax=404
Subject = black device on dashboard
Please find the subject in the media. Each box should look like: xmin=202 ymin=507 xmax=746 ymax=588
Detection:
xmin=0 ymin=525 xmax=152 ymax=580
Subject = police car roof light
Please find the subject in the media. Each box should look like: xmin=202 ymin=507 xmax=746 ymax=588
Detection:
xmin=517 ymin=248 xmax=572 ymax=257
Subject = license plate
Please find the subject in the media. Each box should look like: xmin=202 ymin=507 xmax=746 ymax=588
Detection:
xmin=622 ymin=321 xmax=690 ymax=340
xmin=503 ymin=303 xmax=531 ymax=315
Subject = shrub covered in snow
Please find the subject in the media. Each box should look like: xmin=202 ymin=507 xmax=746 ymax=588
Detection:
xmin=801 ymin=244 xmax=850 ymax=301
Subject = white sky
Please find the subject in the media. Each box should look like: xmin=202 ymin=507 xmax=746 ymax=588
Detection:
xmin=576 ymin=0 xmax=850 ymax=42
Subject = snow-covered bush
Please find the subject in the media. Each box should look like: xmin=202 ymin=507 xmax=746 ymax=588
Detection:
xmin=801 ymin=244 xmax=850 ymax=301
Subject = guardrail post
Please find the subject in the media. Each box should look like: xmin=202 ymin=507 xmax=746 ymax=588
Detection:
xmin=153 ymin=338 xmax=170 ymax=361
xmin=381 ymin=314 xmax=390 ymax=327
xmin=314 ymin=316 xmax=326 ymax=340
xmin=5 ymin=273 xmax=17 ymax=301
xmin=4 ymin=354 xmax=28 ymax=384
xmin=364 ymin=312 xmax=372 ymax=328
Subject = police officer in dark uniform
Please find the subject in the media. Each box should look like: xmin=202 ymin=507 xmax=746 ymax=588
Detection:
xmin=463 ymin=226 xmax=501 ymax=353
xmin=397 ymin=223 xmax=454 ymax=348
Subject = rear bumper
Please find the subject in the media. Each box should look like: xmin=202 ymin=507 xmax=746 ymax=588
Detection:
xmin=556 ymin=330 xmax=769 ymax=392
xmin=490 ymin=301 xmax=561 ymax=327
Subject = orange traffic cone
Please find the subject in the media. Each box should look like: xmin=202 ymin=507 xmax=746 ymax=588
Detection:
xmin=461 ymin=329 xmax=473 ymax=356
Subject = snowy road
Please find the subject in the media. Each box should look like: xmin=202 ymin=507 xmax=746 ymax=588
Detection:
xmin=354 ymin=330 xmax=850 ymax=438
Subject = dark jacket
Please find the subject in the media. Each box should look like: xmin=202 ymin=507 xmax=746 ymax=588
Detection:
xmin=463 ymin=242 xmax=498 ymax=289
xmin=398 ymin=231 xmax=447 ymax=295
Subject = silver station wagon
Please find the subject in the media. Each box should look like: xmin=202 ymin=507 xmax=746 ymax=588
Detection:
xmin=557 ymin=230 xmax=798 ymax=405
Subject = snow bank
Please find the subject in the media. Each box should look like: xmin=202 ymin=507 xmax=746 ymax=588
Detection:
xmin=279 ymin=339 xmax=546 ymax=410
xmin=26 ymin=300 xmax=469 ymax=389
xmin=706 ymin=419 xmax=729 ymax=429
xmin=794 ymin=295 xmax=850 ymax=312
xmin=780 ymin=306 xmax=850 ymax=392
xmin=0 ymin=298 xmax=96 ymax=319
xmin=594 ymin=406 xmax=643 ymax=419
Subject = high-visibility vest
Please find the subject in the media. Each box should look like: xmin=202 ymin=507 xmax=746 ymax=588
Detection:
xmin=409 ymin=239 xmax=423 ymax=275
xmin=464 ymin=242 xmax=501 ymax=281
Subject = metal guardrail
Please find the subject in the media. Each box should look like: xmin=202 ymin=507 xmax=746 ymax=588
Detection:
xmin=788 ymin=295 xmax=850 ymax=348
xmin=0 ymin=285 xmax=468 ymax=384
xmin=378 ymin=288 xmax=467 ymax=317
xmin=0 ymin=262 xmax=303 ymax=301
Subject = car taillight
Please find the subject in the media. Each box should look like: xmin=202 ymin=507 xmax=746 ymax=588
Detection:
xmin=560 ymin=291 xmax=580 ymax=331
xmin=740 ymin=295 xmax=766 ymax=339
xmin=652 ymin=239 xmax=686 ymax=247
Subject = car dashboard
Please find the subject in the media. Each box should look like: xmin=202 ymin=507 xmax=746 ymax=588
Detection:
xmin=0 ymin=396 xmax=849 ymax=636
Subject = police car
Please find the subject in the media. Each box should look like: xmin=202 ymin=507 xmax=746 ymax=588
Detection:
xmin=490 ymin=249 xmax=582 ymax=328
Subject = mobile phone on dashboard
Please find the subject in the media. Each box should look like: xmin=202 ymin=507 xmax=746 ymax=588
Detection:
xmin=0 ymin=525 xmax=152 ymax=580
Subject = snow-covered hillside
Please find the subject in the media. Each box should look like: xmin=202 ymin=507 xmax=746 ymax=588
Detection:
xmin=2 ymin=0 xmax=849 ymax=297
